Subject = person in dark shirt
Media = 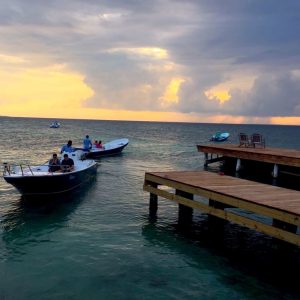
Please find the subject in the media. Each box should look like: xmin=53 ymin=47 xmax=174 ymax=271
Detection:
xmin=48 ymin=153 xmax=60 ymax=172
xmin=60 ymin=153 xmax=74 ymax=172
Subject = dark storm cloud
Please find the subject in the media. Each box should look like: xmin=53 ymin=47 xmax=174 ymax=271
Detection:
xmin=0 ymin=0 xmax=299 ymax=117
xmin=228 ymin=73 xmax=300 ymax=116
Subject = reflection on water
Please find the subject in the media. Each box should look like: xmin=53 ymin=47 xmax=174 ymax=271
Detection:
xmin=142 ymin=212 xmax=300 ymax=298
xmin=1 ymin=178 xmax=97 ymax=260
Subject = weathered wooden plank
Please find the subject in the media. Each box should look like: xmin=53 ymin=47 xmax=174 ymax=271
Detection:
xmin=148 ymin=171 xmax=300 ymax=207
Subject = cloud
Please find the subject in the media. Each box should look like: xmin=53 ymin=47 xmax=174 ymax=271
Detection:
xmin=228 ymin=72 xmax=300 ymax=116
xmin=106 ymin=47 xmax=169 ymax=60
xmin=0 ymin=53 xmax=28 ymax=64
xmin=0 ymin=0 xmax=299 ymax=122
xmin=160 ymin=78 xmax=185 ymax=106
xmin=0 ymin=64 xmax=94 ymax=109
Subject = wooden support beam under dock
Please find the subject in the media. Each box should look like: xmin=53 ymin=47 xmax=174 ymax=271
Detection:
xmin=143 ymin=171 xmax=300 ymax=246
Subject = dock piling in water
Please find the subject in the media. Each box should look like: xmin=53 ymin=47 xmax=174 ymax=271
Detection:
xmin=148 ymin=182 xmax=158 ymax=216
xmin=176 ymin=190 xmax=193 ymax=226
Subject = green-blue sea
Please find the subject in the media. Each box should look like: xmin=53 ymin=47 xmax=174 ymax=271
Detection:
xmin=0 ymin=117 xmax=300 ymax=299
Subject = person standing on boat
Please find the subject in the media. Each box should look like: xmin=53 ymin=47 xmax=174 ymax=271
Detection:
xmin=83 ymin=135 xmax=92 ymax=151
xmin=61 ymin=140 xmax=74 ymax=153
xmin=48 ymin=153 xmax=60 ymax=172
xmin=60 ymin=154 xmax=74 ymax=172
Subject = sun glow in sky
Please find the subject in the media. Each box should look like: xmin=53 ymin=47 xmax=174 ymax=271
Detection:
xmin=0 ymin=64 xmax=94 ymax=116
xmin=161 ymin=78 xmax=185 ymax=106
xmin=108 ymin=47 xmax=168 ymax=60
xmin=205 ymin=89 xmax=231 ymax=104
xmin=0 ymin=1 xmax=300 ymax=125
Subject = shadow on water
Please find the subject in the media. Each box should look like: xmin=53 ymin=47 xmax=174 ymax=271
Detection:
xmin=142 ymin=212 xmax=300 ymax=298
xmin=0 ymin=178 xmax=97 ymax=257
xmin=93 ymin=151 xmax=125 ymax=163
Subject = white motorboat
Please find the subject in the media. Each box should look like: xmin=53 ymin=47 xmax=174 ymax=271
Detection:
xmin=3 ymin=150 xmax=98 ymax=196
xmin=85 ymin=138 xmax=129 ymax=158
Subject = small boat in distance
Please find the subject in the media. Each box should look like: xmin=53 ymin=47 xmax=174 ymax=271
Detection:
xmin=210 ymin=132 xmax=230 ymax=142
xmin=85 ymin=138 xmax=129 ymax=158
xmin=50 ymin=121 xmax=60 ymax=128
xmin=3 ymin=150 xmax=98 ymax=196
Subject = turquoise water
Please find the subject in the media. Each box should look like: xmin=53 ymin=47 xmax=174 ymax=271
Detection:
xmin=0 ymin=117 xmax=300 ymax=299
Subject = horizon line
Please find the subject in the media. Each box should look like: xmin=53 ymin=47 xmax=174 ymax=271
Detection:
xmin=1 ymin=114 xmax=299 ymax=127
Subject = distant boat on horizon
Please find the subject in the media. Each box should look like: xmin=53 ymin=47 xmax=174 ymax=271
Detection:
xmin=50 ymin=121 xmax=60 ymax=128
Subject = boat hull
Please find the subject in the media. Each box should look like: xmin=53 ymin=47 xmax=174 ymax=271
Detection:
xmin=210 ymin=132 xmax=230 ymax=142
xmin=4 ymin=163 xmax=98 ymax=196
xmin=211 ymin=137 xmax=228 ymax=142
xmin=86 ymin=143 xmax=128 ymax=158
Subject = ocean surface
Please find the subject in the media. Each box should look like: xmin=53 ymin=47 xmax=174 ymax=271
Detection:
xmin=0 ymin=117 xmax=300 ymax=299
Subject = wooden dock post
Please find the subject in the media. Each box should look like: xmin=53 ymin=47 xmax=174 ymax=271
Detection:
xmin=272 ymin=164 xmax=279 ymax=178
xmin=236 ymin=158 xmax=242 ymax=172
xmin=208 ymin=199 xmax=229 ymax=227
xmin=204 ymin=152 xmax=225 ymax=167
xmin=176 ymin=190 xmax=193 ymax=225
xmin=149 ymin=183 xmax=158 ymax=216
xmin=204 ymin=153 xmax=209 ymax=167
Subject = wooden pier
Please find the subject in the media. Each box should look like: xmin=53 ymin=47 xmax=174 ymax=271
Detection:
xmin=143 ymin=171 xmax=300 ymax=246
xmin=197 ymin=144 xmax=300 ymax=177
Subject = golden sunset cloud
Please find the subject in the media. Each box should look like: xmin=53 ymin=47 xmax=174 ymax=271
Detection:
xmin=0 ymin=64 xmax=94 ymax=116
xmin=160 ymin=78 xmax=185 ymax=106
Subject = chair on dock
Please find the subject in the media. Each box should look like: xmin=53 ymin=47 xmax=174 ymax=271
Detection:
xmin=251 ymin=133 xmax=265 ymax=148
xmin=238 ymin=133 xmax=251 ymax=147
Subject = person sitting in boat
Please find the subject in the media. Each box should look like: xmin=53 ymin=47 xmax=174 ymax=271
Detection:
xmin=93 ymin=140 xmax=98 ymax=149
xmin=61 ymin=140 xmax=74 ymax=153
xmin=48 ymin=153 xmax=60 ymax=172
xmin=96 ymin=140 xmax=104 ymax=149
xmin=60 ymin=153 xmax=74 ymax=172
xmin=83 ymin=135 xmax=92 ymax=151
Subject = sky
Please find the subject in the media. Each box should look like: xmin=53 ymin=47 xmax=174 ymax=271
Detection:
xmin=0 ymin=0 xmax=300 ymax=124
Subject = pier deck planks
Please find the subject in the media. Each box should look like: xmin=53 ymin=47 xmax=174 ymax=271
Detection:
xmin=197 ymin=144 xmax=300 ymax=167
xmin=144 ymin=171 xmax=300 ymax=245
